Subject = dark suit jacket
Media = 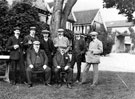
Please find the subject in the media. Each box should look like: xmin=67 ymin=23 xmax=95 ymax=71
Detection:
xmin=72 ymin=38 xmax=86 ymax=54
xmin=6 ymin=35 xmax=23 ymax=60
xmin=53 ymin=51 xmax=70 ymax=68
xmin=40 ymin=38 xmax=55 ymax=56
xmin=27 ymin=49 xmax=48 ymax=67
xmin=23 ymin=35 xmax=39 ymax=51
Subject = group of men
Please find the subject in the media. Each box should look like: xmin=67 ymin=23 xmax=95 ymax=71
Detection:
xmin=6 ymin=26 xmax=103 ymax=89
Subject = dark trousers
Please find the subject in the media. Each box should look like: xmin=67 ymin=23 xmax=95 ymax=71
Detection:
xmin=54 ymin=67 xmax=73 ymax=84
xmin=9 ymin=60 xmax=18 ymax=83
xmin=26 ymin=66 xmax=51 ymax=84
xmin=71 ymin=53 xmax=82 ymax=81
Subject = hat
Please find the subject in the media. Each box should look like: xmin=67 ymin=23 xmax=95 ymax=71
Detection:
xmin=74 ymin=31 xmax=81 ymax=35
xmin=58 ymin=46 xmax=67 ymax=49
xmin=41 ymin=30 xmax=50 ymax=34
xmin=58 ymin=28 xmax=64 ymax=32
xmin=14 ymin=26 xmax=20 ymax=30
xmin=33 ymin=40 xmax=40 ymax=45
xmin=90 ymin=31 xmax=98 ymax=36
xmin=30 ymin=26 xmax=36 ymax=30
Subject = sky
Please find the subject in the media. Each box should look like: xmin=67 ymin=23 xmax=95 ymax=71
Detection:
xmin=6 ymin=0 xmax=127 ymax=22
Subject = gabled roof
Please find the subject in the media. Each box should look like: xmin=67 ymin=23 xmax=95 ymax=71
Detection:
xmin=106 ymin=20 xmax=134 ymax=28
xmin=73 ymin=9 xmax=99 ymax=25
xmin=48 ymin=2 xmax=53 ymax=8
xmin=33 ymin=0 xmax=48 ymax=12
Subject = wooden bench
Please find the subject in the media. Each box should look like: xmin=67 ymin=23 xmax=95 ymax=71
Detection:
xmin=0 ymin=55 xmax=10 ymax=83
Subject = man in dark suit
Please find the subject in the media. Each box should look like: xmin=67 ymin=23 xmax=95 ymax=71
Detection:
xmin=23 ymin=26 xmax=39 ymax=52
xmin=53 ymin=47 xmax=73 ymax=88
xmin=26 ymin=40 xmax=51 ymax=88
xmin=40 ymin=30 xmax=55 ymax=68
xmin=6 ymin=26 xmax=24 ymax=85
xmin=70 ymin=31 xmax=86 ymax=83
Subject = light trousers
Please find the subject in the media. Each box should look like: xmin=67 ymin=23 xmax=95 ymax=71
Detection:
xmin=82 ymin=63 xmax=99 ymax=84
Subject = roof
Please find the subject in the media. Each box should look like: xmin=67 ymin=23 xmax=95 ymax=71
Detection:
xmin=48 ymin=2 xmax=54 ymax=8
xmin=73 ymin=9 xmax=99 ymax=25
xmin=68 ymin=13 xmax=75 ymax=22
xmin=33 ymin=0 xmax=48 ymax=11
xmin=106 ymin=20 xmax=134 ymax=28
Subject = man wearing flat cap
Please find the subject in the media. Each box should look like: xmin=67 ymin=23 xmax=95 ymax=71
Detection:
xmin=81 ymin=31 xmax=103 ymax=87
xmin=23 ymin=26 xmax=39 ymax=52
xmin=40 ymin=29 xmax=55 ymax=83
xmin=26 ymin=40 xmax=51 ymax=87
xmin=6 ymin=26 xmax=24 ymax=85
xmin=70 ymin=31 xmax=86 ymax=83
xmin=53 ymin=28 xmax=70 ymax=53
xmin=53 ymin=46 xmax=73 ymax=88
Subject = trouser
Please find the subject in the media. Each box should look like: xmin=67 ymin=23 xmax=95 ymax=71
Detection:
xmin=71 ymin=53 xmax=82 ymax=81
xmin=9 ymin=60 xmax=19 ymax=83
xmin=81 ymin=63 xmax=99 ymax=84
xmin=26 ymin=66 xmax=51 ymax=84
xmin=53 ymin=67 xmax=73 ymax=84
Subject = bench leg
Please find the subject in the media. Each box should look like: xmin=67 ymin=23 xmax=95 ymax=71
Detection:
xmin=3 ymin=62 xmax=10 ymax=83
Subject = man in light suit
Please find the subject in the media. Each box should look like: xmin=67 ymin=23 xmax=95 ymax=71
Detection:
xmin=81 ymin=31 xmax=103 ymax=87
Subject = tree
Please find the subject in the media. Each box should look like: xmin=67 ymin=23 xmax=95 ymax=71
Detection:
xmin=103 ymin=0 xmax=135 ymax=22
xmin=50 ymin=0 xmax=77 ymax=38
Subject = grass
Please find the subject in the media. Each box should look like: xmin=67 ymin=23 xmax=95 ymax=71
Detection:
xmin=0 ymin=71 xmax=135 ymax=99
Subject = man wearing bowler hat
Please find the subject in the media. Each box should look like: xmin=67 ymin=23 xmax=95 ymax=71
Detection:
xmin=70 ymin=31 xmax=86 ymax=83
xmin=6 ymin=26 xmax=24 ymax=85
xmin=53 ymin=28 xmax=70 ymax=53
xmin=81 ymin=31 xmax=103 ymax=87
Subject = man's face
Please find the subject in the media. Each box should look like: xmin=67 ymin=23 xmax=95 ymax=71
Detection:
xmin=43 ymin=33 xmax=49 ymax=39
xmin=91 ymin=35 xmax=97 ymax=40
xmin=58 ymin=31 xmax=63 ymax=37
xmin=33 ymin=43 xmax=40 ymax=50
xmin=30 ymin=30 xmax=36 ymax=36
xmin=14 ymin=30 xmax=20 ymax=36
xmin=75 ymin=34 xmax=80 ymax=39
xmin=59 ymin=48 xmax=65 ymax=54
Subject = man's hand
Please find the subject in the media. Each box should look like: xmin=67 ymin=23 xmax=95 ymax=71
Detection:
xmin=28 ymin=40 xmax=32 ymax=44
xmin=64 ymin=66 xmax=69 ymax=70
xmin=57 ymin=66 xmax=61 ymax=69
xmin=29 ymin=64 xmax=34 ymax=69
xmin=43 ymin=65 xmax=47 ymax=70
xmin=14 ymin=44 xmax=19 ymax=49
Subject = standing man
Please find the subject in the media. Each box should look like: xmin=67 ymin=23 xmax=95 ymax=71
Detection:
xmin=26 ymin=40 xmax=51 ymax=88
xmin=70 ymin=31 xmax=86 ymax=83
xmin=53 ymin=28 xmax=70 ymax=53
xmin=81 ymin=31 xmax=103 ymax=87
xmin=40 ymin=30 xmax=55 ymax=83
xmin=6 ymin=26 xmax=23 ymax=85
xmin=40 ymin=29 xmax=55 ymax=68
xmin=23 ymin=26 xmax=39 ymax=52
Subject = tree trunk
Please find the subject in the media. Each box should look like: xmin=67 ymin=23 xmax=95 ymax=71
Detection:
xmin=60 ymin=0 xmax=77 ymax=29
xmin=50 ymin=0 xmax=64 ymax=39
xmin=50 ymin=0 xmax=77 ymax=39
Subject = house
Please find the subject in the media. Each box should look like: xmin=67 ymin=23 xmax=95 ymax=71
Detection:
xmin=32 ymin=0 xmax=51 ymax=23
xmin=73 ymin=9 xmax=106 ymax=34
xmin=105 ymin=20 xmax=134 ymax=53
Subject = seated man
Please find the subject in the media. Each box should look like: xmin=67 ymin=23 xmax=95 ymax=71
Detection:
xmin=26 ymin=40 xmax=51 ymax=88
xmin=53 ymin=46 xmax=73 ymax=89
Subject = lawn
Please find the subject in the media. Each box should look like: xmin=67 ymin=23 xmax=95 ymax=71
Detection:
xmin=0 ymin=71 xmax=135 ymax=99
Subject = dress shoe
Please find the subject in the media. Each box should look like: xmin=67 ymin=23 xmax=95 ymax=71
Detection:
xmin=45 ymin=83 xmax=52 ymax=86
xmin=67 ymin=84 xmax=72 ymax=89
xmin=56 ymin=84 xmax=62 ymax=88
xmin=10 ymin=81 xmax=16 ymax=85
xmin=90 ymin=84 xmax=96 ymax=88
xmin=28 ymin=84 xmax=33 ymax=88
